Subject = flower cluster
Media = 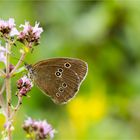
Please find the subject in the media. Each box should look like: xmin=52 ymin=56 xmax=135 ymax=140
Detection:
xmin=17 ymin=76 xmax=33 ymax=96
xmin=0 ymin=18 xmax=18 ymax=36
xmin=0 ymin=18 xmax=46 ymax=140
xmin=0 ymin=18 xmax=43 ymax=49
xmin=18 ymin=21 xmax=43 ymax=47
xmin=23 ymin=117 xmax=55 ymax=140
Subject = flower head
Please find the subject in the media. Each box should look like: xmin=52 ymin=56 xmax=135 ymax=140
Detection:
xmin=17 ymin=75 xmax=33 ymax=96
xmin=18 ymin=21 xmax=43 ymax=47
xmin=0 ymin=18 xmax=18 ymax=36
xmin=23 ymin=117 xmax=55 ymax=140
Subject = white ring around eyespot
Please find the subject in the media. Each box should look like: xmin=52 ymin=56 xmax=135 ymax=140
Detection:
xmin=64 ymin=62 xmax=71 ymax=68
xmin=62 ymin=82 xmax=67 ymax=88
xmin=56 ymin=92 xmax=60 ymax=97
xmin=59 ymin=87 xmax=64 ymax=92
xmin=55 ymin=71 xmax=61 ymax=77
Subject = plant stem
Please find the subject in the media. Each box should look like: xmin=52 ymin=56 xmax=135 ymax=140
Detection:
xmin=10 ymin=96 xmax=22 ymax=120
xmin=0 ymin=81 xmax=6 ymax=112
xmin=10 ymin=52 xmax=26 ymax=77
xmin=5 ymin=42 xmax=12 ymax=140
xmin=0 ymin=69 xmax=6 ymax=77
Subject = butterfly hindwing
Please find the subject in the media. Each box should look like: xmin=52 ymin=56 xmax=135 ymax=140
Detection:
xmin=32 ymin=65 xmax=80 ymax=104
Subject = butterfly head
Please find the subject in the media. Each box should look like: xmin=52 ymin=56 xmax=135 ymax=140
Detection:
xmin=24 ymin=63 xmax=32 ymax=71
xmin=24 ymin=63 xmax=34 ymax=78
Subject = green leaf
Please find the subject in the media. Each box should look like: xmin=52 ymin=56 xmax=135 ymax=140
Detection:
xmin=14 ymin=66 xmax=26 ymax=75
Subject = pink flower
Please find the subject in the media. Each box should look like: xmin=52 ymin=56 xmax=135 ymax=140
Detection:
xmin=0 ymin=18 xmax=18 ymax=36
xmin=18 ymin=21 xmax=43 ymax=47
xmin=10 ymin=27 xmax=19 ymax=36
xmin=41 ymin=121 xmax=53 ymax=135
xmin=33 ymin=120 xmax=55 ymax=139
xmin=17 ymin=76 xmax=33 ymax=96
xmin=23 ymin=118 xmax=55 ymax=139
xmin=22 ymin=117 xmax=34 ymax=132
xmin=19 ymin=21 xmax=31 ymax=33
xmin=24 ymin=117 xmax=33 ymax=126
xmin=32 ymin=22 xmax=43 ymax=39
xmin=7 ymin=18 xmax=15 ymax=29
xmin=0 ymin=18 xmax=14 ymax=29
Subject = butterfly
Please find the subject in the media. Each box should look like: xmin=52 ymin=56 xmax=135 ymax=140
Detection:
xmin=25 ymin=58 xmax=88 ymax=104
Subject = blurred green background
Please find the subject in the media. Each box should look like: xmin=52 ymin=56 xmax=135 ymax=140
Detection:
xmin=0 ymin=0 xmax=140 ymax=140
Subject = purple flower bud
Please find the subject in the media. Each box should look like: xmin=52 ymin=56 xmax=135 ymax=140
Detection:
xmin=17 ymin=76 xmax=33 ymax=96
xmin=4 ymin=64 xmax=15 ymax=73
xmin=9 ymin=64 xmax=15 ymax=72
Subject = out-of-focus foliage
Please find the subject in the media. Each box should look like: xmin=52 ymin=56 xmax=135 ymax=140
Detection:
xmin=0 ymin=0 xmax=140 ymax=139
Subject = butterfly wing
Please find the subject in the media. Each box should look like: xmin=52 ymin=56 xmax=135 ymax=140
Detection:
xmin=33 ymin=58 xmax=88 ymax=83
xmin=32 ymin=58 xmax=88 ymax=104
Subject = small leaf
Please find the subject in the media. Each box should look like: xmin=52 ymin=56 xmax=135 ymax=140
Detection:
xmin=14 ymin=66 xmax=26 ymax=75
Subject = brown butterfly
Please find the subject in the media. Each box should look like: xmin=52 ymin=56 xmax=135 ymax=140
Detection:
xmin=26 ymin=58 xmax=88 ymax=104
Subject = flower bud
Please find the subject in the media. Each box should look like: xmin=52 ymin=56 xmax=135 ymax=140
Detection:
xmin=17 ymin=76 xmax=33 ymax=96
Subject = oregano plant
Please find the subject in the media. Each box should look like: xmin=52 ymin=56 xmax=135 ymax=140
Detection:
xmin=0 ymin=18 xmax=55 ymax=140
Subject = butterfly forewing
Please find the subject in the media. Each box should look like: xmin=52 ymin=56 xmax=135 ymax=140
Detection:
xmin=33 ymin=58 xmax=88 ymax=83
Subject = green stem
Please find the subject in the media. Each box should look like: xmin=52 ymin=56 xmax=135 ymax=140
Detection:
xmin=10 ymin=96 xmax=22 ymax=120
xmin=5 ymin=42 xmax=12 ymax=140
xmin=0 ymin=69 xmax=6 ymax=77
xmin=10 ymin=52 xmax=26 ymax=77
xmin=0 ymin=81 xmax=6 ymax=112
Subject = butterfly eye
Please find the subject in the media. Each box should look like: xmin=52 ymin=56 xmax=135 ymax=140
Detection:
xmin=58 ymin=68 xmax=63 ymax=72
xmin=59 ymin=87 xmax=64 ymax=92
xmin=64 ymin=62 xmax=71 ymax=68
xmin=56 ymin=92 xmax=60 ymax=97
xmin=55 ymin=71 xmax=61 ymax=77
xmin=62 ymin=82 xmax=67 ymax=88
